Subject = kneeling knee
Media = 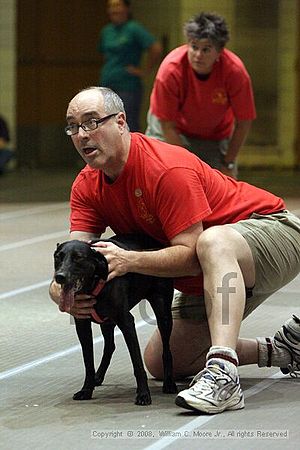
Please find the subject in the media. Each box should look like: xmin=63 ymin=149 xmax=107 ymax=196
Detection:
xmin=196 ymin=227 xmax=232 ymax=264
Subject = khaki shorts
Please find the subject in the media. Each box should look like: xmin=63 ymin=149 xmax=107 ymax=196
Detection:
xmin=145 ymin=111 xmax=235 ymax=175
xmin=172 ymin=210 xmax=300 ymax=321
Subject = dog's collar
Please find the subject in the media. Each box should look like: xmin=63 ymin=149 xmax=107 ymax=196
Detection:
xmin=91 ymin=310 xmax=108 ymax=324
xmin=91 ymin=280 xmax=108 ymax=324
xmin=92 ymin=279 xmax=106 ymax=296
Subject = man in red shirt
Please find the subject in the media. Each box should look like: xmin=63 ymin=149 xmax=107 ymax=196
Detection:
xmin=146 ymin=12 xmax=256 ymax=178
xmin=50 ymin=86 xmax=300 ymax=414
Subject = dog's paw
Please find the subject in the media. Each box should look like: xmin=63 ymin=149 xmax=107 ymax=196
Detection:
xmin=163 ymin=379 xmax=178 ymax=394
xmin=135 ymin=391 xmax=152 ymax=406
xmin=73 ymin=388 xmax=93 ymax=400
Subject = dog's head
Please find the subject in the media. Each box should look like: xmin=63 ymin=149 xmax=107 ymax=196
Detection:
xmin=54 ymin=240 xmax=108 ymax=312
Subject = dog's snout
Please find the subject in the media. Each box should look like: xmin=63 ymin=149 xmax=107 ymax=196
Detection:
xmin=55 ymin=273 xmax=66 ymax=284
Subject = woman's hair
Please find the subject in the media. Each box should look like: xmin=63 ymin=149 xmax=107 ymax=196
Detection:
xmin=183 ymin=12 xmax=229 ymax=50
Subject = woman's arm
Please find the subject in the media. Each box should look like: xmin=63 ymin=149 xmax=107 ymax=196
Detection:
xmin=160 ymin=119 xmax=184 ymax=147
xmin=126 ymin=41 xmax=162 ymax=78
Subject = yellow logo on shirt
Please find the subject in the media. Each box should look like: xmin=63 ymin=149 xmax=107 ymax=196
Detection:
xmin=212 ymin=88 xmax=228 ymax=105
xmin=135 ymin=188 xmax=143 ymax=197
xmin=135 ymin=188 xmax=155 ymax=223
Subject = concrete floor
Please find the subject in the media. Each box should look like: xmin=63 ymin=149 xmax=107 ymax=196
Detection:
xmin=0 ymin=169 xmax=299 ymax=450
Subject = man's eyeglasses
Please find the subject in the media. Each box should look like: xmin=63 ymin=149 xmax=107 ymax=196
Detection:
xmin=65 ymin=113 xmax=119 ymax=136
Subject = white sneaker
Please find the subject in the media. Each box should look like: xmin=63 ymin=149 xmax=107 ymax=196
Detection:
xmin=274 ymin=314 xmax=300 ymax=378
xmin=175 ymin=360 xmax=244 ymax=414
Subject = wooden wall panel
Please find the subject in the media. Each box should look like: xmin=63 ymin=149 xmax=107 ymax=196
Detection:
xmin=17 ymin=0 xmax=106 ymax=166
xmin=296 ymin=4 xmax=300 ymax=167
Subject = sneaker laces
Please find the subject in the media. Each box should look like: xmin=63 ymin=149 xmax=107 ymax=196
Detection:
xmin=189 ymin=362 xmax=234 ymax=392
xmin=281 ymin=362 xmax=300 ymax=378
xmin=188 ymin=367 xmax=217 ymax=395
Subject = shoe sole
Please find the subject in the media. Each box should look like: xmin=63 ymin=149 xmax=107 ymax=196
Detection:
xmin=175 ymin=394 xmax=245 ymax=414
xmin=175 ymin=396 xmax=208 ymax=413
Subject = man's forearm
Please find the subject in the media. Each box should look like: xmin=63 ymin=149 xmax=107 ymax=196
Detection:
xmin=125 ymin=245 xmax=201 ymax=278
xmin=93 ymin=222 xmax=204 ymax=281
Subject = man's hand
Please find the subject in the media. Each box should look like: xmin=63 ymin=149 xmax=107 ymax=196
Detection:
xmin=49 ymin=280 xmax=96 ymax=318
xmin=64 ymin=294 xmax=96 ymax=319
xmin=91 ymin=241 xmax=130 ymax=281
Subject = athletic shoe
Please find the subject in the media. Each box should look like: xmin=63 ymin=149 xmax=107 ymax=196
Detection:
xmin=175 ymin=360 xmax=244 ymax=414
xmin=274 ymin=314 xmax=300 ymax=378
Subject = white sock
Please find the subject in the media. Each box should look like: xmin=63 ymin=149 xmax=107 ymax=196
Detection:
xmin=206 ymin=345 xmax=239 ymax=377
xmin=256 ymin=337 xmax=292 ymax=367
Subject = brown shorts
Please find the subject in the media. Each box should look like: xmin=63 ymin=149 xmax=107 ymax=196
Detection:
xmin=172 ymin=210 xmax=300 ymax=321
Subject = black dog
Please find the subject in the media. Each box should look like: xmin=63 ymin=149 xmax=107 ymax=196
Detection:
xmin=54 ymin=234 xmax=177 ymax=405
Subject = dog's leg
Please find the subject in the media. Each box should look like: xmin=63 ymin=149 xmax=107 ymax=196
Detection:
xmin=117 ymin=312 xmax=151 ymax=405
xmin=73 ymin=319 xmax=95 ymax=400
xmin=149 ymin=296 xmax=177 ymax=394
xmin=95 ymin=322 xmax=116 ymax=386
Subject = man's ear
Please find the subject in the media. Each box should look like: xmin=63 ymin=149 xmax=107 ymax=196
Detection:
xmin=117 ymin=111 xmax=127 ymax=133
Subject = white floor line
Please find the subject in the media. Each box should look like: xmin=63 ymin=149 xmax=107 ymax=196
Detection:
xmin=0 ymin=202 xmax=69 ymax=221
xmin=0 ymin=230 xmax=68 ymax=252
xmin=0 ymin=320 xmax=145 ymax=381
xmin=0 ymin=279 xmax=52 ymax=300
xmin=144 ymin=371 xmax=286 ymax=450
xmin=243 ymin=370 xmax=284 ymax=398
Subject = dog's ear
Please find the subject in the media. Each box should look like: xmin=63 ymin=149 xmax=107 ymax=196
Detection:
xmin=54 ymin=242 xmax=65 ymax=256
xmin=93 ymin=251 xmax=109 ymax=280
xmin=56 ymin=241 xmax=68 ymax=251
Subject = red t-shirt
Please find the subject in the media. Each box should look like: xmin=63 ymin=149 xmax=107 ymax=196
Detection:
xmin=71 ymin=133 xmax=284 ymax=294
xmin=150 ymin=45 xmax=256 ymax=140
